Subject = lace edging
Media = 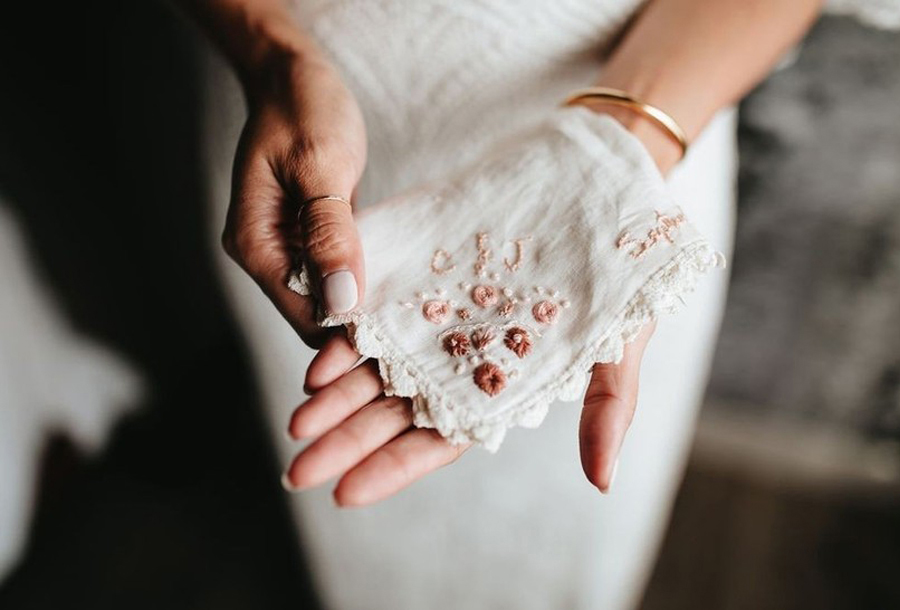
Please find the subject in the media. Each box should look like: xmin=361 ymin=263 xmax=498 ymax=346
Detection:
xmin=288 ymin=242 xmax=725 ymax=452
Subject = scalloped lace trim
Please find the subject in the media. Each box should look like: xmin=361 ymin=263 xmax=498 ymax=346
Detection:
xmin=289 ymin=242 xmax=725 ymax=452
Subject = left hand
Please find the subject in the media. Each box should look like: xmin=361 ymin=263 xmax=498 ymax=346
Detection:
xmin=282 ymin=323 xmax=655 ymax=506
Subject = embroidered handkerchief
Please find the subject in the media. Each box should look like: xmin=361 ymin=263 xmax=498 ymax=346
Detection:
xmin=289 ymin=106 xmax=725 ymax=452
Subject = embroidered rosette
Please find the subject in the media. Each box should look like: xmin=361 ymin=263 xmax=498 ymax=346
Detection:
xmin=289 ymin=106 xmax=725 ymax=452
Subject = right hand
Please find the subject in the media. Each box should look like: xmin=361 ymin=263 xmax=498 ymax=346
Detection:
xmin=222 ymin=45 xmax=368 ymax=349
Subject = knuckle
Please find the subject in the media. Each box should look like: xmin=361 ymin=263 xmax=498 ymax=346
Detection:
xmin=303 ymin=209 xmax=355 ymax=261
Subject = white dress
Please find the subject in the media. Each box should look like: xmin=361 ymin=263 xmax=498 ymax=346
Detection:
xmin=202 ymin=1 xmax=736 ymax=608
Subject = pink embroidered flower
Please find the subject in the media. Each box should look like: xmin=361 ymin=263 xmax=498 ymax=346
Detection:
xmin=457 ymin=308 xmax=472 ymax=321
xmin=422 ymin=300 xmax=451 ymax=324
xmin=470 ymin=327 xmax=496 ymax=351
xmin=471 ymin=285 xmax=499 ymax=308
xmin=443 ymin=332 xmax=470 ymax=357
xmin=503 ymin=327 xmax=532 ymax=358
xmin=473 ymin=362 xmax=506 ymax=396
xmin=532 ymin=300 xmax=559 ymax=325
xmin=497 ymin=300 xmax=516 ymax=318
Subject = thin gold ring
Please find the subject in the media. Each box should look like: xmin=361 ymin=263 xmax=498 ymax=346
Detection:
xmin=297 ymin=194 xmax=352 ymax=222
xmin=562 ymin=86 xmax=689 ymax=158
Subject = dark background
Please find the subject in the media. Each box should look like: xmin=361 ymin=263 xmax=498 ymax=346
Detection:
xmin=0 ymin=1 xmax=898 ymax=609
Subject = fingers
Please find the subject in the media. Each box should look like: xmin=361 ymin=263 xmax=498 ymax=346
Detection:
xmin=304 ymin=333 xmax=362 ymax=394
xmin=288 ymin=359 xmax=383 ymax=439
xmin=284 ymin=396 xmax=413 ymax=490
xmin=333 ymin=429 xmax=471 ymax=507
xmin=299 ymin=197 xmax=366 ymax=316
xmin=579 ymin=322 xmax=655 ymax=493
xmin=222 ymin=153 xmax=331 ymax=347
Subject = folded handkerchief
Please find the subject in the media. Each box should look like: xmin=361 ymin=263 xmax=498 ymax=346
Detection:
xmin=289 ymin=106 xmax=725 ymax=452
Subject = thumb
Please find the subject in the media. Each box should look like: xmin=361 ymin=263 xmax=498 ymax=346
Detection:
xmin=299 ymin=194 xmax=366 ymax=316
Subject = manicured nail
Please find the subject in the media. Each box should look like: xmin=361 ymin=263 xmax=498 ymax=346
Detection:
xmin=322 ymin=270 xmax=358 ymax=314
xmin=281 ymin=472 xmax=298 ymax=492
xmin=602 ymin=458 xmax=620 ymax=494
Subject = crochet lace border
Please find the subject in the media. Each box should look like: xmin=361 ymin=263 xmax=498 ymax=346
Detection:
xmin=288 ymin=241 xmax=725 ymax=452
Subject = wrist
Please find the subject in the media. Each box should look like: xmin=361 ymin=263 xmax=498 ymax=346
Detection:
xmin=225 ymin=11 xmax=326 ymax=103
xmin=574 ymin=101 xmax=683 ymax=175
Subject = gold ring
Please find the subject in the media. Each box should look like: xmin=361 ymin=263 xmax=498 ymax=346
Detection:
xmin=297 ymin=194 xmax=352 ymax=222
xmin=562 ymin=87 xmax=689 ymax=158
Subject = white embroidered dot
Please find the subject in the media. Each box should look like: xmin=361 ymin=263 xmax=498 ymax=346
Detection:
xmin=416 ymin=292 xmax=427 ymax=300
xmin=403 ymin=302 xmax=414 ymax=309
xmin=469 ymin=355 xmax=480 ymax=365
xmin=551 ymin=290 xmax=560 ymax=298
xmin=509 ymin=369 xmax=519 ymax=378
xmin=455 ymin=363 xmax=466 ymax=375
xmin=560 ymin=299 xmax=571 ymax=308
xmin=500 ymin=358 xmax=509 ymax=366
xmin=502 ymin=287 xmax=513 ymax=297
xmin=534 ymin=286 xmax=544 ymax=294
xmin=436 ymin=288 xmax=446 ymax=296
xmin=490 ymin=272 xmax=500 ymax=281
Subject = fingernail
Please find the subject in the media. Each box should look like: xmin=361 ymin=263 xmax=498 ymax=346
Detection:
xmin=602 ymin=458 xmax=620 ymax=495
xmin=281 ymin=472 xmax=298 ymax=493
xmin=322 ymin=270 xmax=358 ymax=314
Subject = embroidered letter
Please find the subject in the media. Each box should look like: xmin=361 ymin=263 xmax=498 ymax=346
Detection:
xmin=430 ymin=249 xmax=457 ymax=275
xmin=473 ymin=232 xmax=492 ymax=278
xmin=503 ymin=236 xmax=532 ymax=272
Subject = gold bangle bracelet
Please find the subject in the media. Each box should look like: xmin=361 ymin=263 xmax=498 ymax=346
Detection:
xmin=562 ymin=87 xmax=689 ymax=158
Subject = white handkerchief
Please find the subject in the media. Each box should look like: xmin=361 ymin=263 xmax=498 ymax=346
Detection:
xmin=290 ymin=106 xmax=725 ymax=452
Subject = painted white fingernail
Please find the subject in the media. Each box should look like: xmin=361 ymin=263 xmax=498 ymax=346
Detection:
xmin=602 ymin=458 xmax=620 ymax=494
xmin=281 ymin=472 xmax=299 ymax=493
xmin=322 ymin=270 xmax=358 ymax=314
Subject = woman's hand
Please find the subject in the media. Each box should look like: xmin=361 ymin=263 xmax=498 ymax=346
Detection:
xmin=222 ymin=47 xmax=368 ymax=348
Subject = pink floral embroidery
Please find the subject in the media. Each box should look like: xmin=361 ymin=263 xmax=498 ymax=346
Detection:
xmin=616 ymin=211 xmax=686 ymax=259
xmin=473 ymin=362 xmax=506 ymax=396
xmin=471 ymin=285 xmax=499 ymax=308
xmin=403 ymin=230 xmax=569 ymax=395
xmin=504 ymin=327 xmax=532 ymax=358
xmin=422 ymin=300 xmax=451 ymax=324
xmin=443 ymin=332 xmax=470 ymax=357
xmin=471 ymin=327 xmax=496 ymax=351
xmin=497 ymin=300 xmax=516 ymax=318
xmin=532 ymin=300 xmax=559 ymax=325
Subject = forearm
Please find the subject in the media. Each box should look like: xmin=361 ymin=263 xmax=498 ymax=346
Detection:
xmin=593 ymin=0 xmax=824 ymax=172
xmin=175 ymin=0 xmax=320 ymax=91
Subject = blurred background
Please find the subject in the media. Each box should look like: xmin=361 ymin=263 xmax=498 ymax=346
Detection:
xmin=0 ymin=2 xmax=897 ymax=609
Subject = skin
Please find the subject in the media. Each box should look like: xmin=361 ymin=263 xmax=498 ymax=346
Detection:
xmin=178 ymin=0 xmax=824 ymax=506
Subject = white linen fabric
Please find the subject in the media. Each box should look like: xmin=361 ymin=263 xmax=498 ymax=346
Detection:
xmin=289 ymin=106 xmax=724 ymax=451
